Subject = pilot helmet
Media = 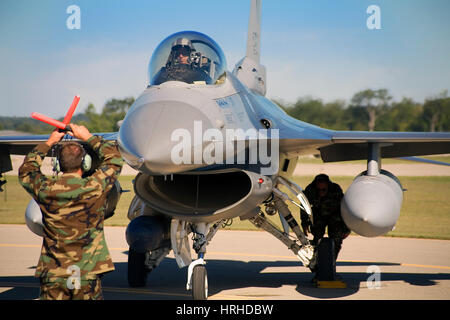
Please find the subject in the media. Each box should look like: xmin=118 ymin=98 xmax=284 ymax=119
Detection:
xmin=170 ymin=38 xmax=195 ymax=65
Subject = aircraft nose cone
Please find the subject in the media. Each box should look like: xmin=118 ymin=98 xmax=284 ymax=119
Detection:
xmin=118 ymin=101 xmax=214 ymax=174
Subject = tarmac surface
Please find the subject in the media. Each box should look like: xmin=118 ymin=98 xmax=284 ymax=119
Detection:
xmin=0 ymin=224 xmax=449 ymax=300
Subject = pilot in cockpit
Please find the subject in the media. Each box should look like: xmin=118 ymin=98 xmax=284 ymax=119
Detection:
xmin=172 ymin=39 xmax=191 ymax=65
xmin=152 ymin=37 xmax=213 ymax=85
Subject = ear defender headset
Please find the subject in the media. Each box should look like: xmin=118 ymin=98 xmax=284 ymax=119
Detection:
xmin=51 ymin=142 xmax=92 ymax=173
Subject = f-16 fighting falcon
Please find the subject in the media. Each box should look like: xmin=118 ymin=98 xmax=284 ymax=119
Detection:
xmin=0 ymin=0 xmax=449 ymax=300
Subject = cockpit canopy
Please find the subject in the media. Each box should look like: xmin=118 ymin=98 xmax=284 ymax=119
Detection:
xmin=148 ymin=31 xmax=227 ymax=86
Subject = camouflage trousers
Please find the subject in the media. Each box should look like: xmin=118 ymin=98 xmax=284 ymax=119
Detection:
xmin=39 ymin=276 xmax=103 ymax=300
xmin=310 ymin=214 xmax=350 ymax=259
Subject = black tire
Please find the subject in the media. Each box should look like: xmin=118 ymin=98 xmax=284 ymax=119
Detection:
xmin=128 ymin=248 xmax=148 ymax=287
xmin=316 ymin=237 xmax=336 ymax=281
xmin=192 ymin=265 xmax=208 ymax=300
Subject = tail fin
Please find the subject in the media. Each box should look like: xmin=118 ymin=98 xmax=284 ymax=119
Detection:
xmin=246 ymin=0 xmax=262 ymax=64
xmin=233 ymin=0 xmax=267 ymax=96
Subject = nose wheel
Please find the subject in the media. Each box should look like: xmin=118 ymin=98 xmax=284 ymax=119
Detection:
xmin=176 ymin=221 xmax=223 ymax=300
xmin=187 ymin=258 xmax=208 ymax=300
xmin=192 ymin=264 xmax=208 ymax=300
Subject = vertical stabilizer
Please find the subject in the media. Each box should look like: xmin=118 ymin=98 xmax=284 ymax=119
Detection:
xmin=246 ymin=0 xmax=261 ymax=64
xmin=233 ymin=0 xmax=267 ymax=96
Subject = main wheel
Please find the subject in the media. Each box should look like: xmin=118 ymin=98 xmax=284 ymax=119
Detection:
xmin=192 ymin=265 xmax=208 ymax=300
xmin=316 ymin=237 xmax=336 ymax=281
xmin=128 ymin=248 xmax=149 ymax=287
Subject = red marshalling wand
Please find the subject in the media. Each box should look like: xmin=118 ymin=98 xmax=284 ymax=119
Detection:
xmin=31 ymin=95 xmax=80 ymax=131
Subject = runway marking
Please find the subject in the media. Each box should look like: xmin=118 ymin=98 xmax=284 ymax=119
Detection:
xmin=400 ymin=263 xmax=450 ymax=270
xmin=2 ymin=244 xmax=450 ymax=271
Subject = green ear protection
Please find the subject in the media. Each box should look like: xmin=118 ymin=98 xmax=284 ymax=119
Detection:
xmin=81 ymin=153 xmax=92 ymax=172
xmin=52 ymin=143 xmax=92 ymax=173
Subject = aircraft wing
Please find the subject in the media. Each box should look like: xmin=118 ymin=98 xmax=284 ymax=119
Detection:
xmin=273 ymin=116 xmax=450 ymax=161
xmin=318 ymin=131 xmax=450 ymax=162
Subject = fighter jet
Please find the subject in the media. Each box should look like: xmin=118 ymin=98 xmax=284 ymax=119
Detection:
xmin=1 ymin=0 xmax=449 ymax=300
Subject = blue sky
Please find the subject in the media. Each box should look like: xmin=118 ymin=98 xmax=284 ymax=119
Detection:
xmin=0 ymin=0 xmax=449 ymax=118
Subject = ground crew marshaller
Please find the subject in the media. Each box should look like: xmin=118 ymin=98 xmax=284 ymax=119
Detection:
xmin=300 ymin=174 xmax=350 ymax=260
xmin=18 ymin=124 xmax=123 ymax=300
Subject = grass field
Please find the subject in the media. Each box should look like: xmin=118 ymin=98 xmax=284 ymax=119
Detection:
xmin=1 ymin=174 xmax=449 ymax=240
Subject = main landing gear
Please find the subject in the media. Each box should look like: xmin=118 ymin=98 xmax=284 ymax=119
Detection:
xmin=127 ymin=246 xmax=171 ymax=288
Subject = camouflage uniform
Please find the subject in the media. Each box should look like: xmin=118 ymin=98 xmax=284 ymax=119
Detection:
xmin=18 ymin=136 xmax=123 ymax=300
xmin=39 ymin=276 xmax=103 ymax=300
xmin=301 ymin=178 xmax=350 ymax=259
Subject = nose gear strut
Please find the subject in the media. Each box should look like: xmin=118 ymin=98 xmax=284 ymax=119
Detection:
xmin=248 ymin=176 xmax=316 ymax=269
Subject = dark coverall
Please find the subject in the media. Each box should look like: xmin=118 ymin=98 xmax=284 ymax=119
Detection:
xmin=300 ymin=175 xmax=350 ymax=259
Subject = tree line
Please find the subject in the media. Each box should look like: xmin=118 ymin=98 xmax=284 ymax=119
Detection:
xmin=0 ymin=89 xmax=448 ymax=134
xmin=277 ymin=88 xmax=449 ymax=132
xmin=0 ymin=97 xmax=135 ymax=134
